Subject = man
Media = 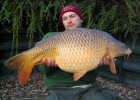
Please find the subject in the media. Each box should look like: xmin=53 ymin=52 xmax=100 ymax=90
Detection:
xmin=39 ymin=4 xmax=121 ymax=100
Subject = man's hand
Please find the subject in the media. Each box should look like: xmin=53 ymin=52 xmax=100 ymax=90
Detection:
xmin=99 ymin=57 xmax=116 ymax=66
xmin=41 ymin=57 xmax=115 ymax=67
xmin=41 ymin=58 xmax=58 ymax=67
xmin=99 ymin=57 xmax=109 ymax=66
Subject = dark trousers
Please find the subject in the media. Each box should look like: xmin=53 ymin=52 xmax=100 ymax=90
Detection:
xmin=47 ymin=84 xmax=122 ymax=100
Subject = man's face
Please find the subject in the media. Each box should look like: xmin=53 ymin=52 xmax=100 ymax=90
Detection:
xmin=62 ymin=12 xmax=83 ymax=30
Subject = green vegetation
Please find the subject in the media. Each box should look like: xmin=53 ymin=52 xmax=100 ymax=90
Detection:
xmin=0 ymin=0 xmax=139 ymax=53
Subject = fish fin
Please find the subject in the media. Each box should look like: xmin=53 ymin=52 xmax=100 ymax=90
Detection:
xmin=108 ymin=57 xmax=117 ymax=74
xmin=73 ymin=71 xmax=87 ymax=81
xmin=4 ymin=53 xmax=26 ymax=69
xmin=4 ymin=49 xmax=41 ymax=85
xmin=106 ymin=47 xmax=117 ymax=74
xmin=18 ymin=63 xmax=34 ymax=86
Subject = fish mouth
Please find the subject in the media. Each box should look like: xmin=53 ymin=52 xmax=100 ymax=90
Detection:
xmin=127 ymin=48 xmax=132 ymax=58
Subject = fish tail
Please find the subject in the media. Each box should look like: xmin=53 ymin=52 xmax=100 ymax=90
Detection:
xmin=4 ymin=53 xmax=26 ymax=70
xmin=18 ymin=62 xmax=34 ymax=85
xmin=4 ymin=49 xmax=42 ymax=85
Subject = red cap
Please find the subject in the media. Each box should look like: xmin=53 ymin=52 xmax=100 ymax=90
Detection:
xmin=60 ymin=4 xmax=83 ymax=20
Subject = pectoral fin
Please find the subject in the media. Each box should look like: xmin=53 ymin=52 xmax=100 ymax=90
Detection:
xmin=73 ymin=71 xmax=87 ymax=81
xmin=106 ymin=46 xmax=117 ymax=74
xmin=108 ymin=57 xmax=117 ymax=74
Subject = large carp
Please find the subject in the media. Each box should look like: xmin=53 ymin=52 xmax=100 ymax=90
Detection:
xmin=4 ymin=28 xmax=131 ymax=85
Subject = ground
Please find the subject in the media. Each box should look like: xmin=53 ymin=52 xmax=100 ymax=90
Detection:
xmin=0 ymin=73 xmax=140 ymax=100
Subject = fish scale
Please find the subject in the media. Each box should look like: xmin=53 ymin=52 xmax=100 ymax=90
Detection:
xmin=56 ymin=29 xmax=106 ymax=71
xmin=4 ymin=28 xmax=131 ymax=85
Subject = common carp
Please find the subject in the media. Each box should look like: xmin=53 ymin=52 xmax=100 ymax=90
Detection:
xmin=4 ymin=28 xmax=131 ymax=85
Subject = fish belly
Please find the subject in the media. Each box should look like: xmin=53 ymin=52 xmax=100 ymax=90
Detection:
xmin=55 ymin=45 xmax=105 ymax=73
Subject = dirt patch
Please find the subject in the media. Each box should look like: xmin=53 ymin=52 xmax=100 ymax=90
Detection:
xmin=0 ymin=73 xmax=140 ymax=100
